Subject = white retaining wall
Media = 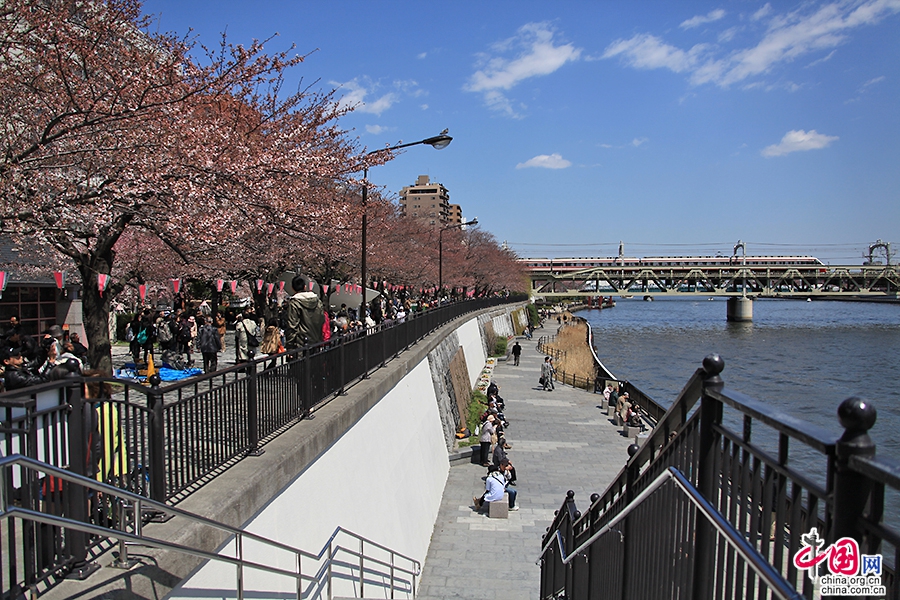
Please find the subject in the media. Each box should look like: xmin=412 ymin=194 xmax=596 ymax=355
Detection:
xmin=169 ymin=313 xmax=492 ymax=600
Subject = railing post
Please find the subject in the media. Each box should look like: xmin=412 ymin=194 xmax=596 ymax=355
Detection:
xmin=621 ymin=443 xmax=641 ymax=600
xmin=64 ymin=377 xmax=99 ymax=579
xmin=147 ymin=374 xmax=166 ymax=503
xmin=246 ymin=360 xmax=264 ymax=456
xmin=563 ymin=490 xmax=577 ymax=599
xmin=692 ymin=354 xmax=724 ymax=600
xmin=833 ymin=397 xmax=876 ymax=545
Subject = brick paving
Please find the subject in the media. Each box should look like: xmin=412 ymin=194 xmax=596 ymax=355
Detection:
xmin=416 ymin=328 xmax=636 ymax=600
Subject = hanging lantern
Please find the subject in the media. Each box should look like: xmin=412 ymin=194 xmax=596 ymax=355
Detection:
xmin=278 ymin=281 xmax=285 ymax=293
xmin=216 ymin=279 xmax=225 ymax=292
xmin=230 ymin=280 xmax=238 ymax=294
xmin=308 ymin=281 xmax=314 ymax=291
xmin=53 ymin=271 xmax=65 ymax=290
xmin=171 ymin=278 xmax=181 ymax=294
xmin=267 ymin=282 xmax=275 ymax=295
xmin=323 ymin=284 xmax=329 ymax=295
xmin=139 ymin=284 xmax=147 ymax=302
xmin=256 ymin=279 xmax=264 ymax=293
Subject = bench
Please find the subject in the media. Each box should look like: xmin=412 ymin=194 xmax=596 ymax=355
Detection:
xmin=488 ymin=495 xmax=509 ymax=519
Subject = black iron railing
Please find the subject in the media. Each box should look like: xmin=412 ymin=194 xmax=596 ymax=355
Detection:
xmin=539 ymin=354 xmax=899 ymax=600
xmin=0 ymin=296 xmax=518 ymax=597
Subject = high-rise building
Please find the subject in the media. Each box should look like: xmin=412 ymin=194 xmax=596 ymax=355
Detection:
xmin=448 ymin=204 xmax=462 ymax=225
xmin=398 ymin=175 xmax=453 ymax=226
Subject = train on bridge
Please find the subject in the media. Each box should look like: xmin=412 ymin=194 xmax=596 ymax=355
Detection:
xmin=521 ymin=255 xmax=826 ymax=272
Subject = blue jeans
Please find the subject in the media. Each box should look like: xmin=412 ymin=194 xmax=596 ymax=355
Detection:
xmin=507 ymin=487 xmax=517 ymax=508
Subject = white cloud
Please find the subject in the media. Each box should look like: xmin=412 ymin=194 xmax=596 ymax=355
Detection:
xmin=718 ymin=27 xmax=739 ymax=42
xmin=603 ymin=1 xmax=900 ymax=88
xmin=334 ymin=79 xmax=397 ymax=116
xmin=603 ymin=34 xmax=706 ymax=73
xmin=806 ymin=49 xmax=837 ymax=68
xmin=752 ymin=4 xmax=772 ymax=21
xmin=681 ymin=9 xmax=726 ymax=29
xmin=466 ymin=22 xmax=581 ymax=116
xmin=863 ymin=75 xmax=886 ymax=87
xmin=417 ymin=52 xmax=427 ymax=59
xmin=632 ymin=137 xmax=648 ymax=147
xmin=761 ymin=129 xmax=839 ymax=157
xmin=515 ymin=153 xmax=572 ymax=169
xmin=420 ymin=104 xmax=429 ymax=111
xmin=365 ymin=125 xmax=389 ymax=135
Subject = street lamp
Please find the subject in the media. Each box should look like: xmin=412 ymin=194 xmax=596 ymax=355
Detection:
xmin=360 ymin=132 xmax=453 ymax=325
xmin=439 ymin=218 xmax=478 ymax=295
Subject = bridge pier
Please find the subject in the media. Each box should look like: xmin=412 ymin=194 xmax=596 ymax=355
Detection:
xmin=726 ymin=296 xmax=753 ymax=322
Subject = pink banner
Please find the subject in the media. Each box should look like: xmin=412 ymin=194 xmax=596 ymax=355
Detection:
xmin=323 ymin=284 xmax=329 ymax=295
xmin=139 ymin=284 xmax=147 ymax=302
xmin=279 ymin=281 xmax=285 ymax=292
xmin=267 ymin=283 xmax=275 ymax=295
xmin=97 ymin=273 xmax=110 ymax=297
xmin=230 ymin=280 xmax=238 ymax=294
xmin=256 ymin=279 xmax=264 ymax=293
xmin=171 ymin=278 xmax=181 ymax=294
xmin=53 ymin=271 xmax=65 ymax=289
xmin=216 ymin=279 xmax=225 ymax=292
xmin=308 ymin=281 xmax=314 ymax=291
xmin=0 ymin=271 xmax=7 ymax=298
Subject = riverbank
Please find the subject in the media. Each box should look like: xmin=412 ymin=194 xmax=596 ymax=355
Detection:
xmin=538 ymin=314 xmax=597 ymax=384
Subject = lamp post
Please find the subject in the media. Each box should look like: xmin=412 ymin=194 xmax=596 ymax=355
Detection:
xmin=359 ymin=132 xmax=452 ymax=326
xmin=439 ymin=218 xmax=478 ymax=297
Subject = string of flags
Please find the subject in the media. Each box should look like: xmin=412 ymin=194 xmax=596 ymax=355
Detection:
xmin=10 ymin=269 xmax=480 ymax=301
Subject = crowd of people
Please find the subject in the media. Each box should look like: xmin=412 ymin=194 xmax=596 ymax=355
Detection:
xmin=473 ymin=380 xmax=519 ymax=512
xmin=1 ymin=317 xmax=87 ymax=392
xmin=117 ymin=276 xmax=483 ymax=374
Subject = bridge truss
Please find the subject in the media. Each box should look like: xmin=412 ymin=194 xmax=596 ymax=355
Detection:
xmin=530 ymin=264 xmax=900 ymax=299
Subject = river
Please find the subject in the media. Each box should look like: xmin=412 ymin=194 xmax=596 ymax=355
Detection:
xmin=578 ymin=296 xmax=900 ymax=549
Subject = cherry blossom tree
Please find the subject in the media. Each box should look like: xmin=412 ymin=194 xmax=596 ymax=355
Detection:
xmin=0 ymin=0 xmax=361 ymax=372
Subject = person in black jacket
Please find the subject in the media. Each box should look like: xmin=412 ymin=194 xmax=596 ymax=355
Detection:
xmin=1 ymin=346 xmax=47 ymax=390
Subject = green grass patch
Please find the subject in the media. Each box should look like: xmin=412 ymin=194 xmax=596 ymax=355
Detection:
xmin=459 ymin=390 xmax=489 ymax=447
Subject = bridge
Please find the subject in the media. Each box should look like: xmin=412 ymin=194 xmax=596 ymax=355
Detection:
xmin=528 ymin=262 xmax=899 ymax=298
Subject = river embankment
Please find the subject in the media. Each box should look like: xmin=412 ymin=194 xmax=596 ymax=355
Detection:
xmin=538 ymin=313 xmax=598 ymax=385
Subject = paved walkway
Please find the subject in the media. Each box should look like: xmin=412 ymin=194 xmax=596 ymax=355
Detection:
xmin=416 ymin=331 xmax=636 ymax=600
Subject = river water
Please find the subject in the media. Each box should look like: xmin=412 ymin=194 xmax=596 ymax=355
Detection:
xmin=579 ymin=297 xmax=900 ymax=548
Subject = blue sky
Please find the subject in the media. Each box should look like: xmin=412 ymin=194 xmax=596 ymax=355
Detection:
xmin=144 ymin=1 xmax=900 ymax=264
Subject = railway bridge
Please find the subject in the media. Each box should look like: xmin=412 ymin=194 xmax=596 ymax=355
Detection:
xmin=525 ymin=255 xmax=899 ymax=320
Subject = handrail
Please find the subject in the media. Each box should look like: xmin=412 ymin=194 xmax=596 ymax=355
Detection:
xmin=537 ymin=466 xmax=803 ymax=600
xmin=0 ymin=454 xmax=420 ymax=598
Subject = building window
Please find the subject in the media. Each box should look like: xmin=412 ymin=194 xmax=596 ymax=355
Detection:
xmin=0 ymin=285 xmax=58 ymax=336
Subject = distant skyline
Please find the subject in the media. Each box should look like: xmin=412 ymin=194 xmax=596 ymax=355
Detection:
xmin=144 ymin=0 xmax=900 ymax=264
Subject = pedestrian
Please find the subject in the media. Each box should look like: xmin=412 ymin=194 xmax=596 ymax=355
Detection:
xmin=479 ymin=415 xmax=496 ymax=467
xmin=197 ymin=317 xmax=221 ymax=373
xmin=541 ymin=356 xmax=555 ymax=391
xmin=511 ymin=341 xmax=522 ymax=366
xmin=285 ymin=274 xmax=325 ymax=349
xmin=234 ymin=313 xmax=258 ymax=364
xmin=215 ymin=312 xmax=227 ymax=352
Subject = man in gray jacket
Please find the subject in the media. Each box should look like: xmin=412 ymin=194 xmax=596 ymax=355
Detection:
xmin=286 ymin=274 xmax=325 ymax=349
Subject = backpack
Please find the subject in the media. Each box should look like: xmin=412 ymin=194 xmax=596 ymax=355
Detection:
xmin=136 ymin=327 xmax=148 ymax=345
xmin=242 ymin=322 xmax=260 ymax=347
xmin=125 ymin=324 xmax=134 ymax=342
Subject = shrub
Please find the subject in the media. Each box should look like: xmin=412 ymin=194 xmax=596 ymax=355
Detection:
xmin=493 ymin=337 xmax=508 ymax=357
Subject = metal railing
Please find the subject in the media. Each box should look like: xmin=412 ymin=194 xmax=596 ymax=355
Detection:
xmin=537 ymin=324 xmax=668 ymax=428
xmin=538 ymin=466 xmax=803 ymax=600
xmin=0 ymin=454 xmax=419 ymax=600
xmin=539 ymin=354 xmax=899 ymax=599
xmin=0 ymin=296 xmax=519 ymax=596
